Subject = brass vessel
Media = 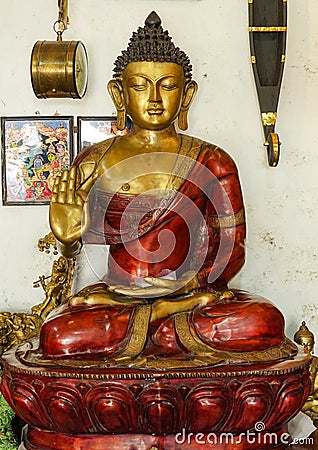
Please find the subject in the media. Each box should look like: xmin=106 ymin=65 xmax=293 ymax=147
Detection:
xmin=31 ymin=38 xmax=88 ymax=99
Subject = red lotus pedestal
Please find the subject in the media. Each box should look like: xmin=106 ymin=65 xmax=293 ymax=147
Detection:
xmin=1 ymin=340 xmax=311 ymax=450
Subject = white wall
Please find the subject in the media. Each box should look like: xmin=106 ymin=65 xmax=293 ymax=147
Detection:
xmin=0 ymin=0 xmax=317 ymax=346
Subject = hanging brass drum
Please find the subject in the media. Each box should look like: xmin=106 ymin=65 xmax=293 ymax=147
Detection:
xmin=31 ymin=40 xmax=88 ymax=99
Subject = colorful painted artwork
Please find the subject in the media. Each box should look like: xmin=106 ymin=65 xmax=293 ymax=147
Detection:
xmin=1 ymin=116 xmax=73 ymax=205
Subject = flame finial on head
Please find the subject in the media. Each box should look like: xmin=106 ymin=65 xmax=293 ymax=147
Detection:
xmin=113 ymin=11 xmax=192 ymax=81
xmin=145 ymin=11 xmax=161 ymax=28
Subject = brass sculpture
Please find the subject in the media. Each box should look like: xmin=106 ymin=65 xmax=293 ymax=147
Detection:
xmin=0 ymin=11 xmax=305 ymax=376
xmin=0 ymin=12 xmax=313 ymax=449
xmin=31 ymin=254 xmax=75 ymax=320
xmin=0 ymin=234 xmax=74 ymax=354
xmin=33 ymin=10 xmax=300 ymax=370
xmin=294 ymin=321 xmax=315 ymax=354
xmin=294 ymin=321 xmax=318 ymax=426
xmin=0 ymin=312 xmax=42 ymax=353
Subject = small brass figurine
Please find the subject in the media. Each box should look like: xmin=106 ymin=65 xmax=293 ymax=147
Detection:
xmin=294 ymin=321 xmax=318 ymax=426
xmin=0 ymin=235 xmax=74 ymax=354
xmin=31 ymin=255 xmax=75 ymax=320
xmin=0 ymin=312 xmax=42 ymax=353
xmin=294 ymin=321 xmax=315 ymax=354
xmin=0 ymin=12 xmax=312 ymax=449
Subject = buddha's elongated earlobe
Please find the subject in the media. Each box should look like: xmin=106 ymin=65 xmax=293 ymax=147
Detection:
xmin=178 ymin=80 xmax=198 ymax=131
xmin=178 ymin=107 xmax=189 ymax=131
xmin=107 ymin=79 xmax=127 ymax=130
xmin=116 ymin=109 xmax=127 ymax=131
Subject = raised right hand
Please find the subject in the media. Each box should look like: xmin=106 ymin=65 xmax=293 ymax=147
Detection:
xmin=49 ymin=166 xmax=91 ymax=245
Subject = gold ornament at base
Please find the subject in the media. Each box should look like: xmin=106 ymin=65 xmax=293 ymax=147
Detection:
xmin=0 ymin=234 xmax=75 ymax=354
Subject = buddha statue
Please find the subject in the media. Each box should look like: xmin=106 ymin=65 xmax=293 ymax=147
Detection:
xmin=0 ymin=13 xmax=311 ymax=450
xmin=31 ymin=11 xmax=298 ymax=368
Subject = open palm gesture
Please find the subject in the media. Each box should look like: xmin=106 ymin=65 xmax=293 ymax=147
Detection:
xmin=49 ymin=166 xmax=92 ymax=245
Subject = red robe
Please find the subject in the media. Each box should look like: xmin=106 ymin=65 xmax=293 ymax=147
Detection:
xmin=80 ymin=135 xmax=246 ymax=290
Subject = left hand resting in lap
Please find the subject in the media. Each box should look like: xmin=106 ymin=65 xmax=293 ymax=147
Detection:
xmin=108 ymin=270 xmax=199 ymax=298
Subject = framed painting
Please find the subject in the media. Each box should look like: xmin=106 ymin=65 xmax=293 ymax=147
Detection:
xmin=77 ymin=116 xmax=132 ymax=153
xmin=1 ymin=116 xmax=73 ymax=205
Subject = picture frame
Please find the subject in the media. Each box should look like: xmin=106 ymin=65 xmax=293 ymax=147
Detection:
xmin=77 ymin=116 xmax=132 ymax=153
xmin=1 ymin=116 xmax=74 ymax=205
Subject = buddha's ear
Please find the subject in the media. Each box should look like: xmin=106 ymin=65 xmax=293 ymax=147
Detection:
xmin=107 ymin=79 xmax=126 ymax=130
xmin=178 ymin=80 xmax=198 ymax=131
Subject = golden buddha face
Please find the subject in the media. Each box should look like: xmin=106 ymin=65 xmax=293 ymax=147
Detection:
xmin=108 ymin=61 xmax=197 ymax=131
xmin=122 ymin=61 xmax=185 ymax=130
xmin=301 ymin=337 xmax=314 ymax=353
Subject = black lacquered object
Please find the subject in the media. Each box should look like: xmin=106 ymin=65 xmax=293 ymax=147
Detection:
xmin=248 ymin=0 xmax=287 ymax=167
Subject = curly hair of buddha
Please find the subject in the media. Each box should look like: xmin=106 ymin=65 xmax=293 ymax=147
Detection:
xmin=113 ymin=11 xmax=193 ymax=82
